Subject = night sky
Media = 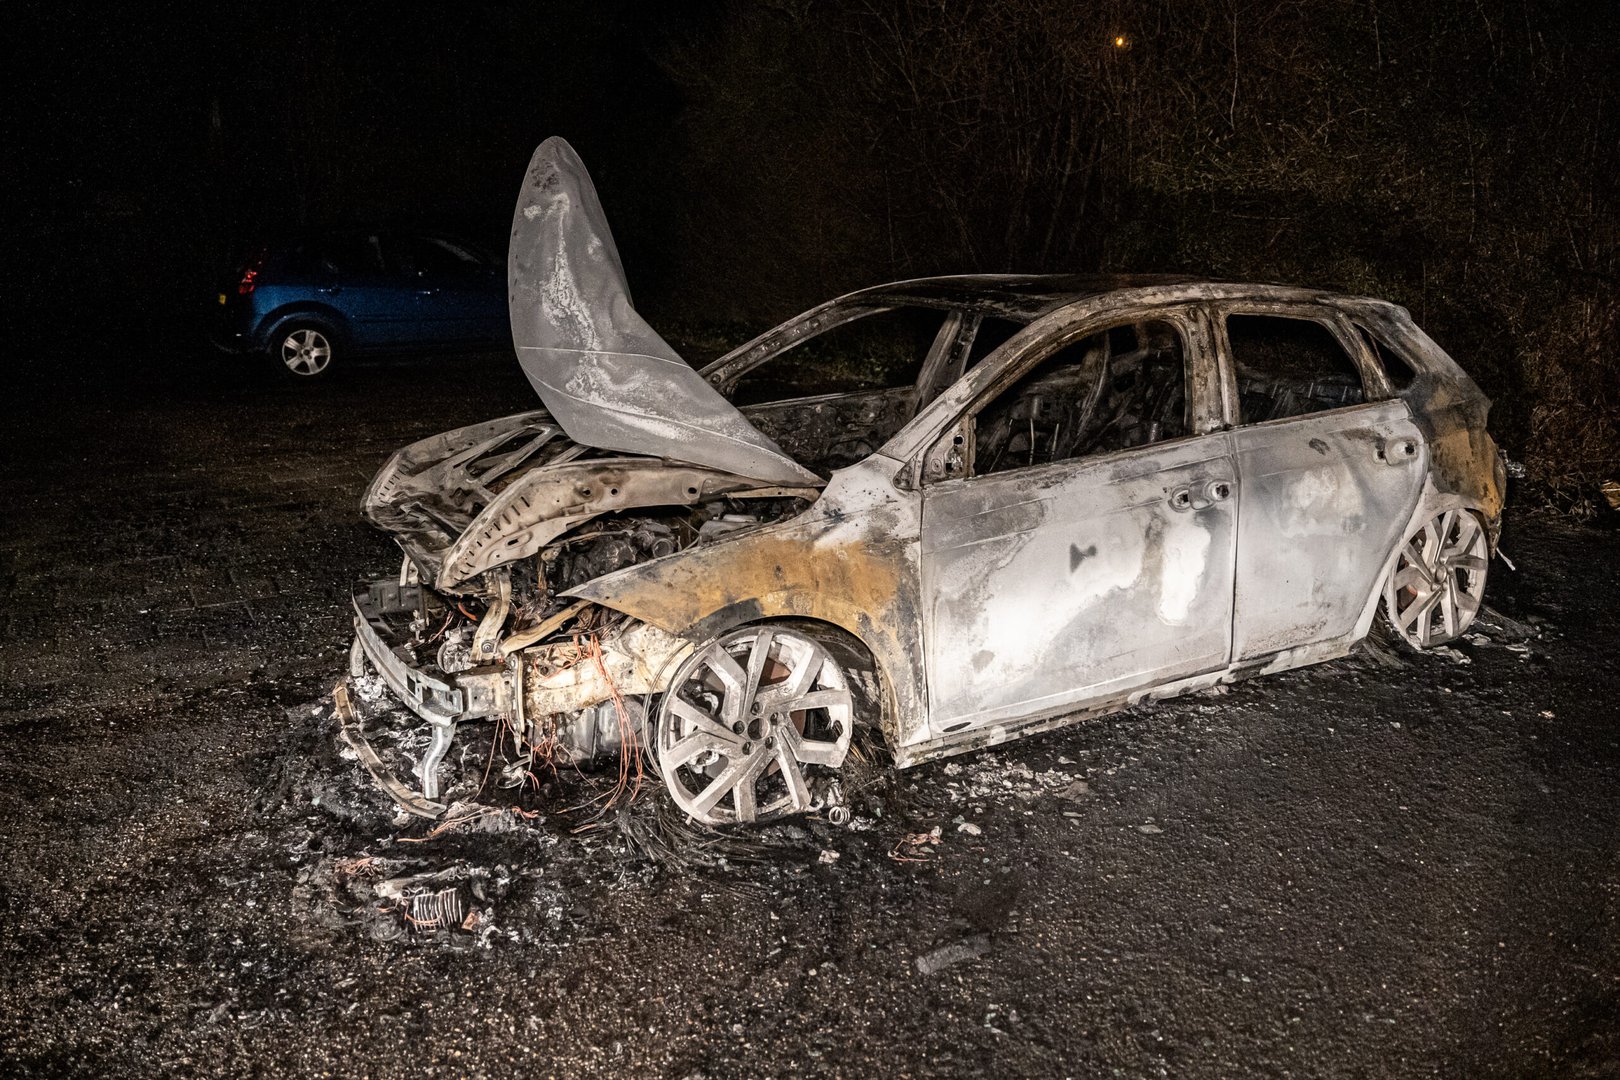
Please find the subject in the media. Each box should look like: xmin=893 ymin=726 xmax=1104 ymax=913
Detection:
xmin=13 ymin=4 xmax=688 ymax=334
xmin=11 ymin=1 xmax=1618 ymax=488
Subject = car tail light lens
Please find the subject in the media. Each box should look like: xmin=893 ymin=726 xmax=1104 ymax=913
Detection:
xmin=237 ymin=252 xmax=265 ymax=295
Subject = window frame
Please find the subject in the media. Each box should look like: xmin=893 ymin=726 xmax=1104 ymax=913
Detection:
xmin=1349 ymin=318 xmax=1423 ymax=396
xmin=916 ymin=303 xmax=1221 ymax=486
xmin=305 ymin=232 xmax=386 ymax=277
xmin=706 ymin=302 xmax=963 ymax=407
xmin=1210 ymin=302 xmax=1395 ymax=429
xmin=427 ymin=237 xmax=486 ymax=274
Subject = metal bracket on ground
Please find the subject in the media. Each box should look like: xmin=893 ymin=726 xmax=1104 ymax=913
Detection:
xmin=333 ymin=682 xmax=447 ymax=819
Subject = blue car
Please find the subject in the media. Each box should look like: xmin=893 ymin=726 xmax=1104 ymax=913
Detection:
xmin=212 ymin=230 xmax=509 ymax=376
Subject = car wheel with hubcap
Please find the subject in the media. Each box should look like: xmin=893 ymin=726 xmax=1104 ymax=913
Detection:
xmin=1382 ymin=508 xmax=1489 ymax=648
xmin=275 ymin=324 xmax=335 ymax=377
xmin=655 ymin=624 xmax=861 ymax=825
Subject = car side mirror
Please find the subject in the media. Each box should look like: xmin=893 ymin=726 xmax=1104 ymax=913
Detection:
xmin=921 ymin=417 xmax=973 ymax=484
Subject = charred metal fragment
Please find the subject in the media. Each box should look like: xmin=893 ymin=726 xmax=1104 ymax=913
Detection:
xmin=333 ymin=683 xmax=447 ymax=819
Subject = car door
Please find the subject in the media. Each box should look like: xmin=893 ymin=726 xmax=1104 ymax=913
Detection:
xmin=399 ymin=235 xmax=505 ymax=345
xmin=918 ymin=309 xmax=1238 ymax=733
xmin=1218 ymin=306 xmax=1428 ymax=660
xmin=310 ymin=233 xmax=417 ymax=348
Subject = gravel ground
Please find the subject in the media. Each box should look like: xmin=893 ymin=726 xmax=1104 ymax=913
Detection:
xmin=1 ymin=345 xmax=1617 ymax=1078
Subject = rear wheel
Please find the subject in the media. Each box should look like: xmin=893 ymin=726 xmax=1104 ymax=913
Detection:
xmin=655 ymin=624 xmax=861 ymax=825
xmin=273 ymin=323 xmax=335 ymax=377
xmin=1382 ymin=508 xmax=1489 ymax=648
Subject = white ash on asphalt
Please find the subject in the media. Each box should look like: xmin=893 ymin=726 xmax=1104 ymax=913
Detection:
xmin=255 ymin=596 xmax=1575 ymax=955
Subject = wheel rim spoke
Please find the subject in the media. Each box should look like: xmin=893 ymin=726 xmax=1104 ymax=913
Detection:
xmin=1404 ymin=587 xmax=1442 ymax=638
xmin=780 ymin=722 xmax=844 ymax=767
xmin=1399 ymin=588 xmax=1436 ymax=631
xmin=741 ymin=627 xmax=776 ymax=708
xmin=1442 ymin=514 xmax=1478 ymax=558
xmin=664 ymin=731 xmax=737 ymax=768
xmin=1394 ymin=566 xmax=1426 ymax=591
xmin=667 ymin=697 xmax=738 ymax=745
xmin=773 ymin=741 xmax=812 ymax=809
xmin=779 ymin=688 xmax=851 ymax=715
xmin=1403 ymin=542 xmax=1433 ymax=584
xmin=703 ymin=645 xmax=748 ymax=723
xmin=776 ymin=639 xmax=823 ymax=702
xmin=1421 ymin=522 xmax=1443 ymax=572
xmin=689 ymin=752 xmax=763 ymax=818
xmin=1440 ymin=582 xmax=1459 ymax=639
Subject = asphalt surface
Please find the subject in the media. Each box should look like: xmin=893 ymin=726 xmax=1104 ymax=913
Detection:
xmin=2 ymin=345 xmax=1617 ymax=1078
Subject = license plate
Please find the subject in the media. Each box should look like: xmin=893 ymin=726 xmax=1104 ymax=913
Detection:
xmin=217 ymin=293 xmax=227 ymax=305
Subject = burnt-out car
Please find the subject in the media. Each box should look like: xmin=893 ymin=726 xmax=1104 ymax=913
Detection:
xmin=341 ymin=139 xmax=1505 ymax=825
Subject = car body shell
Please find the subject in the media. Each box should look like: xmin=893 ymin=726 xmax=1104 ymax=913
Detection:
xmin=212 ymin=229 xmax=508 ymax=360
xmin=351 ymin=273 xmax=1503 ymax=805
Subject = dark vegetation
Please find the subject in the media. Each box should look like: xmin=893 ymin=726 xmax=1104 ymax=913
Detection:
xmin=14 ymin=1 xmax=1617 ymax=508
xmin=659 ymin=0 xmax=1618 ymax=511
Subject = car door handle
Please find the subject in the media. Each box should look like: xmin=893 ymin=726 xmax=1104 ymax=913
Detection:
xmin=316 ymin=285 xmax=342 ymax=296
xmin=1170 ymin=479 xmax=1234 ymax=511
xmin=416 ymin=287 xmax=439 ymax=297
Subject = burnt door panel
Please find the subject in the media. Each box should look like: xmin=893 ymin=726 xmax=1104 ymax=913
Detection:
xmin=1229 ymin=399 xmax=1427 ymax=659
xmin=920 ymin=434 xmax=1238 ymax=733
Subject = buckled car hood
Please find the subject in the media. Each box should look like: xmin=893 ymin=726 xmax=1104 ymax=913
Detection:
xmin=508 ymin=138 xmax=820 ymax=488
xmin=362 ymin=409 xmax=819 ymax=592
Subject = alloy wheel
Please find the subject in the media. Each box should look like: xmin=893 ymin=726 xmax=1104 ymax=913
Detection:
xmin=656 ymin=626 xmax=855 ymax=824
xmin=280 ymin=327 xmax=332 ymax=376
xmin=1383 ymin=508 xmax=1489 ymax=648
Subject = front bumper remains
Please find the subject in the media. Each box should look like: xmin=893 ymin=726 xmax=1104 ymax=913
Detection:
xmin=342 ymin=579 xmax=693 ymax=815
xmin=346 ymin=582 xmax=517 ymax=807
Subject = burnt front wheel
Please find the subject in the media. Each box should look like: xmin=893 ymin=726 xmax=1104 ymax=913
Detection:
xmin=655 ymin=625 xmax=857 ymax=825
xmin=1382 ymin=508 xmax=1489 ymax=648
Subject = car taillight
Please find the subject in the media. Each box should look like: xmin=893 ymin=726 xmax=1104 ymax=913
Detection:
xmin=237 ymin=253 xmax=265 ymax=295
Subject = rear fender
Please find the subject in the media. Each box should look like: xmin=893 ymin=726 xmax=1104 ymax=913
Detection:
xmin=1351 ymin=481 xmax=1498 ymax=644
xmin=255 ymin=303 xmax=349 ymax=352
